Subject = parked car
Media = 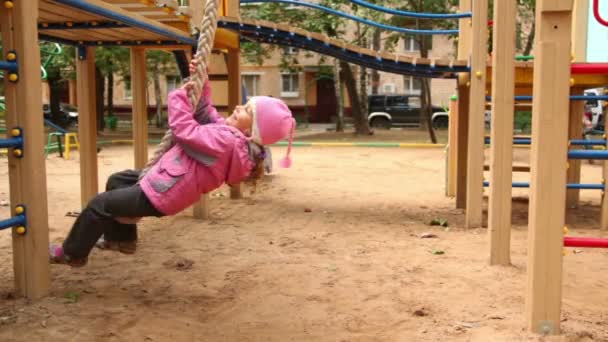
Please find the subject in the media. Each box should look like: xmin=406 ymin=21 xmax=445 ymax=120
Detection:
xmin=43 ymin=103 xmax=79 ymax=127
xmin=432 ymin=109 xmax=492 ymax=129
xmin=584 ymin=88 xmax=605 ymax=131
xmin=367 ymin=94 xmax=445 ymax=129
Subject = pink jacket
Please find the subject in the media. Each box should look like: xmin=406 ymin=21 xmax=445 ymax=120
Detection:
xmin=140 ymin=89 xmax=254 ymax=215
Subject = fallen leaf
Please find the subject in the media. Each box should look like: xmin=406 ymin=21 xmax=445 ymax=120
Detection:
xmin=419 ymin=233 xmax=438 ymax=239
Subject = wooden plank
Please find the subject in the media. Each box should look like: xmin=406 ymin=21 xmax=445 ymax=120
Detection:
xmin=1 ymin=0 xmax=51 ymax=299
xmin=456 ymin=85 xmax=469 ymax=209
xmin=39 ymin=9 xmax=79 ymax=22
xmin=484 ymin=165 xmax=531 ymax=172
xmin=571 ymin=0 xmax=589 ymax=62
xmin=465 ymin=0 xmax=488 ymax=228
xmin=525 ymin=1 xmax=573 ymax=335
xmin=446 ymin=96 xmax=458 ymax=197
xmin=131 ymin=47 xmax=149 ymax=169
xmin=455 ymin=0 xmax=471 ymax=210
xmin=227 ymin=49 xmax=243 ymax=199
xmin=602 ymin=140 xmax=608 ymax=230
xmin=42 ymin=0 xmax=101 ymax=21
xmin=488 ymin=0 xmax=516 ymax=265
xmin=76 ymin=47 xmax=99 ymax=207
xmin=566 ymin=89 xmax=585 ymax=208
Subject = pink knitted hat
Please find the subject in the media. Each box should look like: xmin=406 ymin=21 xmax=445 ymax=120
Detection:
xmin=249 ymin=96 xmax=295 ymax=168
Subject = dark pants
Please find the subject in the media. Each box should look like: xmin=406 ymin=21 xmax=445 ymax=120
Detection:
xmin=62 ymin=170 xmax=163 ymax=259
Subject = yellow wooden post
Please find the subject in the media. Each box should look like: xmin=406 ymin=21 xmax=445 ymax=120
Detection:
xmin=228 ymin=48 xmax=242 ymax=199
xmin=455 ymin=0 xmax=472 ymax=209
xmin=465 ymin=0 xmax=489 ymax=228
xmin=488 ymin=0 xmax=516 ymax=265
xmin=131 ymin=47 xmax=149 ymax=170
xmin=1 ymin=0 xmax=50 ymax=298
xmin=601 ymin=136 xmax=608 ymax=230
xmin=571 ymin=0 xmax=589 ymax=62
xmin=566 ymin=89 xmax=585 ymax=208
xmin=446 ymin=96 xmax=458 ymax=197
xmin=525 ymin=0 xmax=574 ymax=335
xmin=76 ymin=47 xmax=99 ymax=207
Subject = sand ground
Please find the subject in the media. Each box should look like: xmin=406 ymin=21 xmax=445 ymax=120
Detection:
xmin=0 ymin=137 xmax=607 ymax=341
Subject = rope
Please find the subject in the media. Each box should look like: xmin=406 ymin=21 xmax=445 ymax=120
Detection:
xmin=139 ymin=0 xmax=219 ymax=179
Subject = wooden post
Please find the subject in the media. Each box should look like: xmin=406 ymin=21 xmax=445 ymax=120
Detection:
xmin=76 ymin=47 xmax=99 ymax=207
xmin=525 ymin=0 xmax=573 ymax=335
xmin=601 ymin=136 xmax=608 ymax=230
xmin=488 ymin=0 xmax=516 ymax=265
xmin=227 ymin=48 xmax=242 ymax=199
xmin=455 ymin=0 xmax=472 ymax=209
xmin=1 ymin=1 xmax=50 ymax=298
xmin=571 ymin=0 xmax=589 ymax=62
xmin=465 ymin=0 xmax=489 ymax=228
xmin=566 ymin=89 xmax=585 ymax=208
xmin=131 ymin=47 xmax=148 ymax=170
xmin=446 ymin=96 xmax=458 ymax=197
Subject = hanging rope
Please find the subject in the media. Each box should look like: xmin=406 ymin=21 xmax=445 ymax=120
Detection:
xmin=139 ymin=0 xmax=219 ymax=179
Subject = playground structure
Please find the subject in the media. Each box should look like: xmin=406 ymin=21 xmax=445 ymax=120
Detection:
xmin=0 ymin=0 xmax=607 ymax=336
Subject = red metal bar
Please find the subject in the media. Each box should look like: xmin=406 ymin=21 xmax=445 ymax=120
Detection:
xmin=571 ymin=63 xmax=608 ymax=74
xmin=594 ymin=0 xmax=608 ymax=27
xmin=564 ymin=236 xmax=608 ymax=248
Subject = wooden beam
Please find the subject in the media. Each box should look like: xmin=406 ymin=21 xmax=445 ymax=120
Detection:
xmin=456 ymin=85 xmax=469 ymax=209
xmin=566 ymin=89 xmax=585 ymax=208
xmin=130 ymin=47 xmax=148 ymax=169
xmin=525 ymin=0 xmax=573 ymax=335
xmin=227 ymin=48 xmax=242 ymax=199
xmin=446 ymin=96 xmax=458 ymax=197
xmin=571 ymin=0 xmax=589 ymax=62
xmin=1 ymin=0 xmax=51 ymax=299
xmin=455 ymin=0 xmax=472 ymax=210
xmin=76 ymin=47 xmax=99 ymax=207
xmin=465 ymin=0 xmax=489 ymax=228
xmin=488 ymin=0 xmax=516 ymax=265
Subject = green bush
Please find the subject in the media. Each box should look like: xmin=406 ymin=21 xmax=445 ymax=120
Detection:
xmin=514 ymin=111 xmax=532 ymax=133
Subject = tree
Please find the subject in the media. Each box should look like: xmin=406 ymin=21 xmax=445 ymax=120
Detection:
xmin=40 ymin=42 xmax=76 ymax=128
xmin=95 ymin=47 xmax=130 ymax=130
xmin=146 ymin=50 xmax=179 ymax=128
xmin=387 ymin=0 xmax=458 ymax=143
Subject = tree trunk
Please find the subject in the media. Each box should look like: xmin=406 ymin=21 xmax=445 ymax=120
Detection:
xmin=340 ymin=60 xmax=371 ymax=135
xmin=523 ymin=21 xmax=535 ymax=56
xmin=153 ymin=73 xmax=163 ymax=128
xmin=370 ymin=27 xmax=381 ymax=94
xmin=414 ymin=4 xmax=437 ymax=143
xmin=95 ymin=67 xmax=105 ymax=131
xmin=333 ymin=58 xmax=345 ymax=132
xmin=107 ymin=71 xmax=114 ymax=117
xmin=47 ymin=76 xmax=64 ymax=127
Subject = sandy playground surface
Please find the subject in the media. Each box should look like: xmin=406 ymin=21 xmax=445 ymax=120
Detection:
xmin=0 ymin=132 xmax=608 ymax=341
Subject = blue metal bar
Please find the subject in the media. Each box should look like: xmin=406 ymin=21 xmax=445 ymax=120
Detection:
xmin=568 ymin=150 xmax=608 ymax=160
xmin=39 ymin=21 xmax=129 ymax=30
xmin=0 ymin=215 xmax=25 ymax=231
xmin=484 ymin=138 xmax=607 ymax=146
xmin=240 ymin=0 xmax=459 ymax=35
xmin=347 ymin=0 xmax=471 ymax=19
xmin=0 ymin=61 xmax=17 ymax=73
xmin=570 ymin=139 xmax=607 ymax=146
xmin=483 ymin=181 xmax=604 ymax=190
xmin=0 ymin=137 xmax=23 ymax=149
xmin=51 ymin=0 xmax=196 ymax=45
xmin=486 ymin=95 xmax=608 ymax=101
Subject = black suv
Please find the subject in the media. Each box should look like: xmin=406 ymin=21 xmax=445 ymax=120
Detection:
xmin=368 ymin=94 xmax=444 ymax=128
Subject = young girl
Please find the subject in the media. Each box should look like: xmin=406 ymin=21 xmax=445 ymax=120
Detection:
xmin=49 ymin=71 xmax=295 ymax=267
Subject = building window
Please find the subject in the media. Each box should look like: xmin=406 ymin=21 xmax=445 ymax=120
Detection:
xmin=166 ymin=75 xmax=180 ymax=95
xmin=123 ymin=76 xmax=132 ymax=100
xmin=281 ymin=73 xmax=299 ymax=97
xmin=404 ymin=76 xmax=422 ymax=95
xmin=283 ymin=47 xmax=299 ymax=55
xmin=242 ymin=74 xmax=260 ymax=97
xmin=404 ymin=37 xmax=419 ymax=52
xmin=383 ymin=83 xmax=395 ymax=94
